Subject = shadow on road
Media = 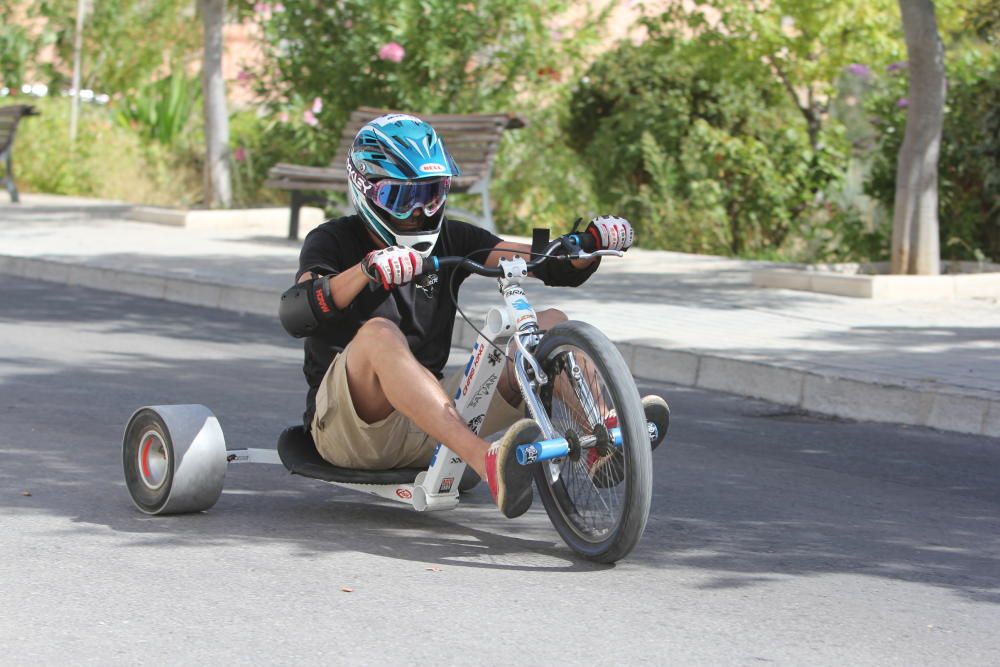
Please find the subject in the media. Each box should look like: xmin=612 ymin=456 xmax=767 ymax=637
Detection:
xmin=2 ymin=276 xmax=999 ymax=592
xmin=630 ymin=383 xmax=1000 ymax=604
xmin=0 ymin=278 xmax=286 ymax=344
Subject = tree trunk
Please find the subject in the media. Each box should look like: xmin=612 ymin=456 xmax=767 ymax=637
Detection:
xmin=199 ymin=0 xmax=232 ymax=208
xmin=891 ymin=0 xmax=945 ymax=275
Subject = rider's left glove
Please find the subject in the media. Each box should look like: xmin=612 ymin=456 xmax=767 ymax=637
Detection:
xmin=586 ymin=215 xmax=634 ymax=251
xmin=361 ymin=246 xmax=422 ymax=290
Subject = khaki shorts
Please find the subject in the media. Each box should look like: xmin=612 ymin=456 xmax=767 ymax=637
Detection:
xmin=311 ymin=342 xmax=525 ymax=469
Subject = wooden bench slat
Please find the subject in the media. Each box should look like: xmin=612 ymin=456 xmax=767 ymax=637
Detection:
xmin=268 ymin=168 xmax=488 ymax=184
xmin=331 ymin=137 xmax=500 ymax=159
xmin=352 ymin=107 xmax=524 ymax=128
xmin=265 ymin=178 xmax=483 ymax=194
xmin=269 ymin=160 xmax=491 ymax=181
xmin=269 ymin=106 xmax=524 ymax=237
xmin=333 ymin=138 xmax=500 ymax=154
xmin=339 ymin=130 xmax=505 ymax=142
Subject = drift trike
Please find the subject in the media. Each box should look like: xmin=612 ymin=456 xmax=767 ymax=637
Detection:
xmin=122 ymin=231 xmax=669 ymax=563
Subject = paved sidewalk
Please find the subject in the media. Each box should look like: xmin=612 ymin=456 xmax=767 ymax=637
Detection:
xmin=2 ymin=195 xmax=998 ymax=437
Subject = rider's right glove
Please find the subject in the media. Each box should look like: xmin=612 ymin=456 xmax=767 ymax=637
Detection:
xmin=361 ymin=246 xmax=422 ymax=290
xmin=586 ymin=215 xmax=634 ymax=251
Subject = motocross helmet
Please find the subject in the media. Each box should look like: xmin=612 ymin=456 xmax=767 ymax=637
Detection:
xmin=347 ymin=113 xmax=460 ymax=257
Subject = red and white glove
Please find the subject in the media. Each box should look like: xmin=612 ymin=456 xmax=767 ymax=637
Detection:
xmin=361 ymin=246 xmax=422 ymax=290
xmin=586 ymin=215 xmax=634 ymax=251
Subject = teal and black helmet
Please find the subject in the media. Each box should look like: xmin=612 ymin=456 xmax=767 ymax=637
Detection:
xmin=347 ymin=114 xmax=460 ymax=257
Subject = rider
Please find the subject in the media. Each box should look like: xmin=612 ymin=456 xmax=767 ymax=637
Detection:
xmin=279 ymin=113 xmax=647 ymax=519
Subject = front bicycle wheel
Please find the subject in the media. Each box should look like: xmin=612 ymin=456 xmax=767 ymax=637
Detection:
xmin=530 ymin=321 xmax=652 ymax=563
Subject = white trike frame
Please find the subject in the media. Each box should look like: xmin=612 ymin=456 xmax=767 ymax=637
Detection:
xmin=227 ymin=254 xmax=611 ymax=512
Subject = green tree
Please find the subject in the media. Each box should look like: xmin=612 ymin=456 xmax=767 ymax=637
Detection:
xmin=643 ymin=0 xmax=904 ymax=152
xmin=29 ymin=0 xmax=201 ymax=95
xmin=566 ymin=30 xmax=846 ymax=256
xmin=864 ymin=29 xmax=999 ymax=264
xmin=248 ymin=0 xmax=588 ymax=166
xmin=0 ymin=11 xmax=46 ymax=91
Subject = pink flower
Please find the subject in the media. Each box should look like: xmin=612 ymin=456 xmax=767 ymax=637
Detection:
xmin=303 ymin=109 xmax=319 ymax=127
xmin=233 ymin=147 xmax=247 ymax=162
xmin=378 ymin=42 xmax=405 ymax=63
xmin=253 ymin=2 xmax=267 ymax=13
xmin=236 ymin=70 xmax=252 ymax=83
xmin=273 ymin=2 xmax=284 ymax=11
xmin=845 ymin=63 xmax=870 ymax=79
xmin=344 ymin=19 xmax=353 ymax=29
xmin=279 ymin=111 xmax=289 ymax=123
xmin=311 ymin=97 xmax=323 ymax=114
xmin=897 ymin=97 xmax=909 ymax=109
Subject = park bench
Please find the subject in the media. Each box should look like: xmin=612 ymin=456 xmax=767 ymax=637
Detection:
xmin=0 ymin=104 xmax=40 ymax=203
xmin=265 ymin=106 xmax=525 ymax=239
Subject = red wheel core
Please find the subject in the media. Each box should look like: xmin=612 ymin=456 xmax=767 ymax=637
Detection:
xmin=137 ymin=431 xmax=169 ymax=490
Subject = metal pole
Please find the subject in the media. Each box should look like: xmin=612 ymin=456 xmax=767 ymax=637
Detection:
xmin=69 ymin=0 xmax=87 ymax=144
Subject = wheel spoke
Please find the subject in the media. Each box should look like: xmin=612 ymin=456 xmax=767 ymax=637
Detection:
xmin=539 ymin=346 xmax=626 ymax=542
xmin=530 ymin=323 xmax=652 ymax=562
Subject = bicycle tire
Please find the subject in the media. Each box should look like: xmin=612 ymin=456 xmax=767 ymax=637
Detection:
xmin=530 ymin=320 xmax=652 ymax=563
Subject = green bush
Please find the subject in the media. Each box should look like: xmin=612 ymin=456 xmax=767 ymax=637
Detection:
xmin=491 ymin=95 xmax=600 ymax=236
xmin=24 ymin=0 xmax=200 ymax=95
xmin=249 ymin=0 xmax=593 ymax=168
xmin=228 ymin=108 xmax=313 ymax=208
xmin=0 ymin=22 xmax=39 ymax=91
xmin=115 ymin=68 xmax=201 ymax=147
xmin=566 ymin=34 xmax=848 ymax=256
xmin=864 ymin=47 xmax=1000 ymax=262
xmin=14 ymin=96 xmax=201 ymax=205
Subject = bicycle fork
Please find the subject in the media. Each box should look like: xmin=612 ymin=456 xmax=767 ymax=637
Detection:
xmin=513 ymin=339 xmax=621 ymax=481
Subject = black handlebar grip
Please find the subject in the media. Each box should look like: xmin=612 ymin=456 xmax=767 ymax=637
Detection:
xmin=570 ymin=230 xmax=597 ymax=253
xmin=422 ymin=257 xmax=439 ymax=274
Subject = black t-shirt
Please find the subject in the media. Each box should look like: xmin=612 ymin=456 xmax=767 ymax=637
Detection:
xmin=296 ymin=215 xmax=502 ymax=426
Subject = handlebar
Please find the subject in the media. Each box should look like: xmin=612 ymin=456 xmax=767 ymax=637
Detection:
xmin=421 ymin=233 xmax=622 ymax=278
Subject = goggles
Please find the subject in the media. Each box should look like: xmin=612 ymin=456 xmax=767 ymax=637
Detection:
xmin=370 ymin=176 xmax=451 ymax=220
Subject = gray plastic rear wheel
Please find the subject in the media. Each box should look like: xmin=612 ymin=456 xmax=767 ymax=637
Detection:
xmin=122 ymin=405 xmax=227 ymax=515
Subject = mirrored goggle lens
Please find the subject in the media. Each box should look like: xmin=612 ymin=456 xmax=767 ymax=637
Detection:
xmin=371 ymin=177 xmax=451 ymax=217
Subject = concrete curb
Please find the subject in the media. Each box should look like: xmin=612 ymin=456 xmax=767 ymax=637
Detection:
xmin=752 ymin=266 xmax=1000 ymax=300
xmin=608 ymin=341 xmax=998 ymax=438
xmin=0 ymin=255 xmax=276 ymax=314
xmin=3 ymin=253 xmax=997 ymax=439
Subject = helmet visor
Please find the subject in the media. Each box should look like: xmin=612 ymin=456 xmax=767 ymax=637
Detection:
xmin=370 ymin=177 xmax=451 ymax=222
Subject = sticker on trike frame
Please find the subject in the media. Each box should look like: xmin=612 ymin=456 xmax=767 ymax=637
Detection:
xmin=418 ymin=257 xmax=539 ymax=502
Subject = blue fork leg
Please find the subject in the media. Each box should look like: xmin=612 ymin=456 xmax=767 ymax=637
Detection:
xmin=516 ymin=438 xmax=568 ymax=465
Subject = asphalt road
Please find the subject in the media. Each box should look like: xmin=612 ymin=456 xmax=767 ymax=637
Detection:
xmin=2 ymin=277 xmax=999 ymax=665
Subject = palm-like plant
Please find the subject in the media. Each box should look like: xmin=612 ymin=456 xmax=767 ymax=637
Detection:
xmin=116 ymin=67 xmax=201 ymax=146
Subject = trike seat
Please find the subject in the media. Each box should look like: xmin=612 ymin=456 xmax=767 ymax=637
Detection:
xmin=277 ymin=425 xmax=424 ymax=484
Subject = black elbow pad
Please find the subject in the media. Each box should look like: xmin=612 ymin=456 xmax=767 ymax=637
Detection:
xmin=280 ymin=275 xmax=352 ymax=337
xmin=278 ymin=281 xmax=321 ymax=337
